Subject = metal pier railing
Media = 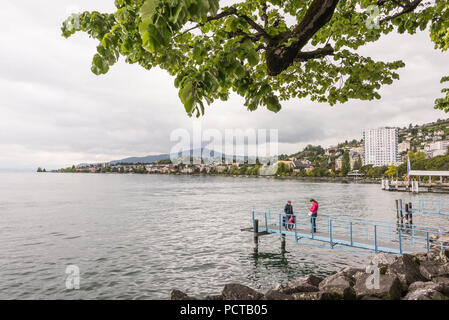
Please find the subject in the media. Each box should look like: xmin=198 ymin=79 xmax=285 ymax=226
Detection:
xmin=409 ymin=199 xmax=449 ymax=216
xmin=250 ymin=210 xmax=449 ymax=255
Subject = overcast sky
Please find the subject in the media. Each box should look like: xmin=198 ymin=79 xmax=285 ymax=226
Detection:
xmin=1 ymin=1 xmax=448 ymax=170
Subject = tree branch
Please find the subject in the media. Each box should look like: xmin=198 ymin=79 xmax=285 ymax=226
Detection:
xmin=380 ymin=0 xmax=422 ymax=23
xmin=236 ymin=13 xmax=271 ymax=39
xmin=178 ymin=7 xmax=238 ymax=37
xmin=295 ymin=44 xmax=335 ymax=62
xmin=261 ymin=2 xmax=268 ymax=28
xmin=207 ymin=7 xmax=238 ymax=22
xmin=226 ymin=30 xmax=263 ymax=42
xmin=266 ymin=0 xmax=340 ymax=76
xmin=177 ymin=7 xmax=271 ymax=41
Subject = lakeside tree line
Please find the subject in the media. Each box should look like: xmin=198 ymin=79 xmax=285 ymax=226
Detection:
xmin=53 ymin=150 xmax=449 ymax=179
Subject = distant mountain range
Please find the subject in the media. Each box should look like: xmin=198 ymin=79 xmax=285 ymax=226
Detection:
xmin=109 ymin=153 xmax=171 ymax=165
xmin=77 ymin=148 xmax=265 ymax=167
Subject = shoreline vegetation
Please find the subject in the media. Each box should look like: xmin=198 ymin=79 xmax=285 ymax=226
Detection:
xmin=46 ymin=150 xmax=449 ymax=184
xmin=171 ymin=250 xmax=449 ymax=300
xmin=41 ymin=149 xmax=449 ymax=185
xmin=45 ymin=167 xmax=381 ymax=184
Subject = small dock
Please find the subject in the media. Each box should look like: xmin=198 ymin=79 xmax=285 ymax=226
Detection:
xmin=381 ymin=179 xmax=449 ymax=193
xmin=244 ymin=209 xmax=449 ymax=255
xmin=381 ymin=170 xmax=449 ymax=193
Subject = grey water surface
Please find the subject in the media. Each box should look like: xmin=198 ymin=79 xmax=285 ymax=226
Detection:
xmin=0 ymin=172 xmax=447 ymax=299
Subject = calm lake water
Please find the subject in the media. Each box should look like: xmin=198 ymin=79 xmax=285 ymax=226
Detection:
xmin=1 ymin=172 xmax=448 ymax=299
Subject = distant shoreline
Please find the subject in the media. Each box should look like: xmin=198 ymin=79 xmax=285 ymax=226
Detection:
xmin=51 ymin=171 xmax=381 ymax=184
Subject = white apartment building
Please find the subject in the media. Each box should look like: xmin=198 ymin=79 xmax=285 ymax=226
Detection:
xmin=363 ymin=127 xmax=399 ymax=166
xmin=430 ymin=140 xmax=449 ymax=151
xmin=426 ymin=140 xmax=449 ymax=157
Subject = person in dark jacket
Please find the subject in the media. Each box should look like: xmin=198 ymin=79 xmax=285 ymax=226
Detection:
xmin=284 ymin=201 xmax=293 ymax=230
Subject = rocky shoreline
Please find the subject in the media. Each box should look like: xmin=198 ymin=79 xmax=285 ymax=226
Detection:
xmin=171 ymin=249 xmax=449 ymax=300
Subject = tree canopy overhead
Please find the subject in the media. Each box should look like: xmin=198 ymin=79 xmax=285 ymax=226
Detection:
xmin=62 ymin=0 xmax=449 ymax=117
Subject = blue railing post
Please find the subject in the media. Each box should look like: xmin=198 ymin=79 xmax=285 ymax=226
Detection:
xmin=264 ymin=211 xmax=268 ymax=232
xmin=350 ymin=221 xmax=353 ymax=246
xmin=252 ymin=211 xmax=255 ymax=228
xmin=279 ymin=214 xmax=282 ymax=234
xmin=427 ymin=232 xmax=430 ymax=253
xmin=294 ymin=215 xmax=298 ymax=243
xmin=374 ymin=225 xmax=378 ymax=253
xmin=329 ymin=219 xmax=333 ymax=249
xmin=399 ymin=228 xmax=403 ymax=254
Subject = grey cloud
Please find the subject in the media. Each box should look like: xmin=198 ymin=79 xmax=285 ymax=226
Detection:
xmin=0 ymin=1 xmax=448 ymax=170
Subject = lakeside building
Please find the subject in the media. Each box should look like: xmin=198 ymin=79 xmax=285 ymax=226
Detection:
xmin=349 ymin=152 xmax=362 ymax=169
xmin=398 ymin=141 xmax=411 ymax=154
xmin=325 ymin=146 xmax=338 ymax=156
xmin=335 ymin=156 xmax=343 ymax=171
xmin=424 ymin=140 xmax=449 ymax=158
xmin=363 ymin=127 xmax=399 ymax=167
xmin=277 ymin=160 xmax=295 ymax=168
xmin=292 ymin=160 xmax=311 ymax=172
xmin=430 ymin=140 xmax=449 ymax=152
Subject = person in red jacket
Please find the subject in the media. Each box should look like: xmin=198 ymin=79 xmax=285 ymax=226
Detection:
xmin=308 ymin=199 xmax=318 ymax=233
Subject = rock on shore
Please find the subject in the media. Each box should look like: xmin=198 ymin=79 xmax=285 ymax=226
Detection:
xmin=170 ymin=249 xmax=449 ymax=300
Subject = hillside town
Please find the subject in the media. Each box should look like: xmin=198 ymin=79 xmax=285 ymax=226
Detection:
xmin=51 ymin=118 xmax=449 ymax=179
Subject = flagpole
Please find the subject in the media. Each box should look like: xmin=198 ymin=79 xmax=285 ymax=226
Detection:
xmin=407 ymin=157 xmax=411 ymax=181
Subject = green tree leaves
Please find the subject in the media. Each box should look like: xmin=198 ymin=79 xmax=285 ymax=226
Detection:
xmin=138 ymin=0 xmax=220 ymax=55
xmin=384 ymin=164 xmax=397 ymax=178
xmin=435 ymin=76 xmax=449 ymax=112
xmin=61 ymin=0 xmax=449 ymax=116
xmin=178 ymin=78 xmax=196 ymax=114
xmin=341 ymin=150 xmax=351 ymax=176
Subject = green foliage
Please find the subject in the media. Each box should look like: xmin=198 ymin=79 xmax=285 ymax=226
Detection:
xmin=60 ymin=166 xmax=78 ymax=173
xmin=384 ymin=164 xmax=397 ymax=178
xmin=398 ymin=153 xmax=449 ymax=176
xmin=337 ymin=139 xmax=361 ymax=149
xmin=227 ymin=165 xmax=241 ymax=175
xmin=435 ymin=76 xmax=449 ymax=112
xmin=352 ymin=155 xmax=362 ymax=170
xmin=133 ymin=167 xmax=148 ymax=173
xmin=61 ymin=0 xmax=449 ymax=116
xmin=407 ymin=150 xmax=427 ymax=162
xmin=276 ymin=162 xmax=292 ymax=175
xmin=249 ymin=165 xmax=260 ymax=175
xmin=307 ymin=167 xmax=330 ymax=177
xmin=359 ymin=164 xmax=388 ymax=178
xmin=101 ymin=166 xmax=112 ymax=173
xmin=291 ymin=145 xmax=325 ymax=160
xmin=341 ymin=150 xmax=350 ymax=176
